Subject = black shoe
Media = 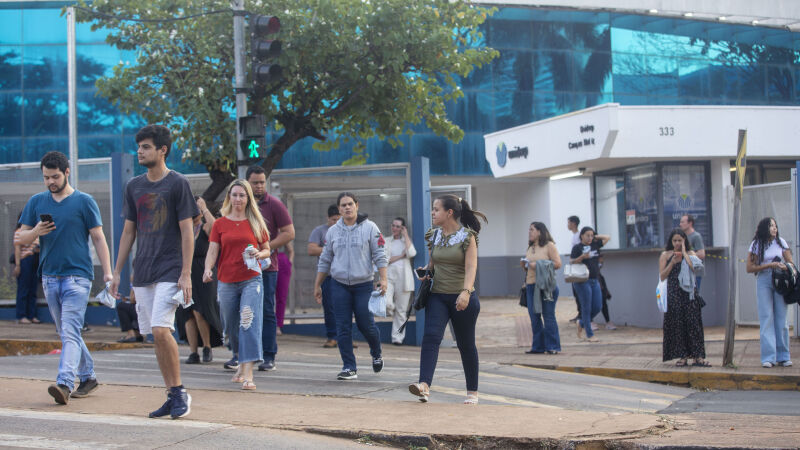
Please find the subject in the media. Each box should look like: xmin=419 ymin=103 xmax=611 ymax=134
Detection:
xmin=525 ymin=350 xmax=544 ymax=354
xmin=223 ymin=358 xmax=239 ymax=371
xmin=568 ymin=314 xmax=580 ymax=323
xmin=258 ymin=360 xmax=276 ymax=371
xmin=337 ymin=369 xmax=357 ymax=380
xmin=71 ymin=378 xmax=98 ymax=398
xmin=169 ymin=387 xmax=191 ymax=419
xmin=372 ymin=357 xmax=384 ymax=373
xmin=185 ymin=353 xmax=200 ymax=364
xmin=118 ymin=336 xmax=138 ymax=343
xmin=48 ymin=383 xmax=71 ymax=405
xmin=149 ymin=393 xmax=172 ymax=418
xmin=202 ymin=347 xmax=212 ymax=363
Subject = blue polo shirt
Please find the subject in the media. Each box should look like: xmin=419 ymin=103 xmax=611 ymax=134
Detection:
xmin=20 ymin=190 xmax=102 ymax=280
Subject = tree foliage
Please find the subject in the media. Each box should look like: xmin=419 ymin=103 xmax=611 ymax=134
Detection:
xmin=73 ymin=0 xmax=497 ymax=199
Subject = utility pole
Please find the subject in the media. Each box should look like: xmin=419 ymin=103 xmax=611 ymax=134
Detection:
xmin=232 ymin=0 xmax=248 ymax=179
xmin=67 ymin=7 xmax=78 ymax=188
xmin=722 ymin=129 xmax=747 ymax=367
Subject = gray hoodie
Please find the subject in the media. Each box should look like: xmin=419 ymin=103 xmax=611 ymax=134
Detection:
xmin=317 ymin=215 xmax=388 ymax=285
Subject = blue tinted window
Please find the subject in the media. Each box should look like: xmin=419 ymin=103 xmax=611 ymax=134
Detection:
xmin=77 ymin=91 xmax=121 ymax=135
xmin=0 ymin=138 xmax=22 ymax=163
xmin=22 ymin=45 xmax=67 ymax=90
xmin=0 ymin=46 xmax=22 ymax=89
xmin=0 ymin=93 xmax=22 ymax=136
xmin=22 ymin=9 xmax=66 ymax=45
xmin=23 ymin=92 xmax=68 ymax=136
xmin=77 ymin=45 xmax=122 ymax=86
xmin=0 ymin=10 xmax=22 ymax=45
xmin=25 ymin=136 xmax=68 ymax=162
xmin=78 ymin=136 xmax=121 ymax=159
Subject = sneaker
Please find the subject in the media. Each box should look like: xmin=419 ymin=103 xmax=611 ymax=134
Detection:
xmin=149 ymin=395 xmax=172 ymax=418
xmin=202 ymin=347 xmax=212 ymax=363
xmin=169 ymin=387 xmax=191 ymax=419
xmin=47 ymin=383 xmax=70 ymax=405
xmin=762 ymin=362 xmax=774 ymax=368
xmin=337 ymin=369 xmax=357 ymax=380
xmin=258 ymin=360 xmax=276 ymax=371
xmin=778 ymin=360 xmax=793 ymax=367
xmin=223 ymin=358 xmax=239 ymax=371
xmin=71 ymin=378 xmax=98 ymax=398
xmin=372 ymin=357 xmax=384 ymax=373
xmin=322 ymin=339 xmax=337 ymax=348
xmin=605 ymin=323 xmax=618 ymax=330
xmin=185 ymin=353 xmax=200 ymax=364
xmin=591 ymin=322 xmax=599 ymax=331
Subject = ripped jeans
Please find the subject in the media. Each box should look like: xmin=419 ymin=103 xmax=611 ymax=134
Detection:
xmin=218 ymin=274 xmax=264 ymax=364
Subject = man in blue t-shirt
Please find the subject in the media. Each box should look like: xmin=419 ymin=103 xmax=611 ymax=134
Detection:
xmin=17 ymin=151 xmax=113 ymax=406
xmin=110 ymin=124 xmax=198 ymax=420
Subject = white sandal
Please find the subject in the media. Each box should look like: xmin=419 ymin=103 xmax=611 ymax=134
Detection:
xmin=408 ymin=383 xmax=429 ymax=403
xmin=464 ymin=394 xmax=479 ymax=405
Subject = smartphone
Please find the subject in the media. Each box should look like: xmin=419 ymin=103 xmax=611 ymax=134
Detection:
xmin=39 ymin=214 xmax=53 ymax=223
xmin=415 ymin=268 xmax=428 ymax=279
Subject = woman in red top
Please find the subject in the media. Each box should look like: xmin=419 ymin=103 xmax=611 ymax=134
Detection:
xmin=204 ymin=180 xmax=270 ymax=390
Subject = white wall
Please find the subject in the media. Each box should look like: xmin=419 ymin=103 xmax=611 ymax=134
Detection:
xmin=595 ymin=176 xmax=621 ymax=249
xmin=710 ymin=158 xmax=732 ymax=247
xmin=549 ymin=177 xmax=593 ymax=254
xmin=474 ymin=183 xmax=508 ymax=257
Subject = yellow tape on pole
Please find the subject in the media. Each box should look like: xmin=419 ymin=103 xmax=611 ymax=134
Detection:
xmin=735 ymin=130 xmax=747 ymax=198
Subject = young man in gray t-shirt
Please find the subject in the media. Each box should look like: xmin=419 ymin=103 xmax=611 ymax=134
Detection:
xmin=680 ymin=214 xmax=705 ymax=289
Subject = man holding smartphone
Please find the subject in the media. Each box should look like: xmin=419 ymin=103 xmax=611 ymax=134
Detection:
xmin=16 ymin=151 xmax=113 ymax=405
xmin=110 ymin=124 xmax=198 ymax=419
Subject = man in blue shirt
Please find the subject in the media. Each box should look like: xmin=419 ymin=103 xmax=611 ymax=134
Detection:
xmin=16 ymin=151 xmax=113 ymax=405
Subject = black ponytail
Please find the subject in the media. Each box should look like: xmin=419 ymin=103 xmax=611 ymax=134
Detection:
xmin=437 ymin=194 xmax=487 ymax=233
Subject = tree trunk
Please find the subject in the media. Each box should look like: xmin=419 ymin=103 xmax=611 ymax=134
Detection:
xmin=201 ymin=167 xmax=236 ymax=202
xmin=260 ymin=128 xmax=307 ymax=177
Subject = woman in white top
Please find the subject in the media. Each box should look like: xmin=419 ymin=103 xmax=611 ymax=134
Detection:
xmin=746 ymin=217 xmax=793 ymax=368
xmin=384 ymin=217 xmax=417 ymax=345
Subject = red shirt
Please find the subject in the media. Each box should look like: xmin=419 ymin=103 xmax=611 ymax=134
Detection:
xmin=256 ymin=194 xmax=292 ymax=272
xmin=209 ymin=217 xmax=267 ymax=283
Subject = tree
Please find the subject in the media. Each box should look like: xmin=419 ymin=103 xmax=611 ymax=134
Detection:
xmin=73 ymin=0 xmax=498 ymax=200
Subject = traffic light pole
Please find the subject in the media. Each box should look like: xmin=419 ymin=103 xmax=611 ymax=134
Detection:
xmin=232 ymin=0 xmax=249 ymax=179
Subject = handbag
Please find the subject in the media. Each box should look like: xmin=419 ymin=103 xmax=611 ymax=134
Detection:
xmin=656 ymin=276 xmax=668 ymax=313
xmin=518 ymin=266 xmax=528 ymax=307
xmin=563 ymin=263 xmax=589 ymax=283
xmin=413 ymin=230 xmax=439 ymax=311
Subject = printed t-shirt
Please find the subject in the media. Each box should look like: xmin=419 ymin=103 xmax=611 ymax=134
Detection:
xmin=570 ymin=239 xmax=604 ymax=279
xmin=749 ymin=237 xmax=789 ymax=264
xmin=210 ymin=217 xmax=268 ymax=283
xmin=20 ymin=190 xmax=102 ymax=279
xmin=123 ymin=171 xmax=199 ymax=286
xmin=256 ymin=194 xmax=292 ymax=272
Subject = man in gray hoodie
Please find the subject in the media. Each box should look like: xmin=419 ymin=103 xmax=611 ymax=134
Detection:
xmin=314 ymin=192 xmax=388 ymax=380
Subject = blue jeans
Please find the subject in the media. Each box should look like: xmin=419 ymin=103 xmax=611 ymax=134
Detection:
xmin=218 ymin=275 xmax=264 ymax=364
xmin=526 ymin=284 xmax=560 ymax=352
xmin=331 ymin=279 xmax=381 ymax=371
xmin=695 ymin=276 xmax=703 ymax=291
xmin=322 ymin=276 xmax=337 ymax=339
xmin=756 ymin=271 xmax=790 ymax=364
xmin=42 ymin=275 xmax=95 ymax=389
xmin=419 ymin=292 xmax=480 ymax=391
xmin=574 ymin=278 xmax=602 ymax=338
xmin=261 ymin=271 xmax=278 ymax=361
xmin=16 ymin=255 xmax=39 ymax=320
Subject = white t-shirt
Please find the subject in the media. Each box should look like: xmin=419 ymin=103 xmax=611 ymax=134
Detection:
xmin=571 ymin=231 xmax=580 ymax=247
xmin=389 ymin=238 xmax=405 ymax=266
xmin=749 ymin=237 xmax=789 ymax=263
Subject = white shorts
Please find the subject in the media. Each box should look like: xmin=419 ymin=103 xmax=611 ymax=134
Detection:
xmin=133 ymin=282 xmax=179 ymax=335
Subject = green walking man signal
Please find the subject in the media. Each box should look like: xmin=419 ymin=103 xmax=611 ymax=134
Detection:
xmin=248 ymin=139 xmax=260 ymax=158
xmin=239 ymin=115 xmax=266 ymax=162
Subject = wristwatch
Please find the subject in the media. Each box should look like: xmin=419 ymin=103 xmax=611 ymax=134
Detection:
xmin=461 ymin=286 xmax=475 ymax=294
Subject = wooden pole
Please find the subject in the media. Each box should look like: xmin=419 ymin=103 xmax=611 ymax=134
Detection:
xmin=722 ymin=129 xmax=747 ymax=367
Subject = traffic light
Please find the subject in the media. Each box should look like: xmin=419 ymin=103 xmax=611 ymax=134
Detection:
xmin=239 ymin=115 xmax=266 ymax=162
xmin=250 ymin=15 xmax=282 ymax=88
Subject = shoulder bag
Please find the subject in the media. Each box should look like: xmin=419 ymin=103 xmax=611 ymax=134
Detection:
xmin=563 ymin=263 xmax=589 ymax=283
xmin=413 ymin=229 xmax=439 ymax=310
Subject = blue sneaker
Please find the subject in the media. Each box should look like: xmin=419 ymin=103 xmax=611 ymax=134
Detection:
xmin=169 ymin=387 xmax=191 ymax=419
xmin=148 ymin=393 xmax=172 ymax=418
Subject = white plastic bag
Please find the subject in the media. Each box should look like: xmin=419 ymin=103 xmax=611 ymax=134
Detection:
xmin=172 ymin=289 xmax=194 ymax=309
xmin=95 ymin=282 xmax=116 ymax=309
xmin=243 ymin=245 xmax=261 ymax=273
xmin=656 ymin=276 xmax=668 ymax=313
xmin=368 ymin=290 xmax=387 ymax=317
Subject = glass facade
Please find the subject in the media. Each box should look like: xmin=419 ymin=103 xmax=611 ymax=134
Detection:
xmin=1 ymin=5 xmax=800 ymax=175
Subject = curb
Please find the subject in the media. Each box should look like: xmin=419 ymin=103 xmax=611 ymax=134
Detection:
xmin=0 ymin=339 xmax=144 ymax=357
xmin=515 ymin=363 xmax=800 ymax=391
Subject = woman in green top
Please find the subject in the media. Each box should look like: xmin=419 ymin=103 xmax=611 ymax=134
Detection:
xmin=408 ymin=194 xmax=486 ymax=404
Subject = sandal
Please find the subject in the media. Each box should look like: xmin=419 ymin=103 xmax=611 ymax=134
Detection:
xmin=675 ymin=359 xmax=688 ymax=367
xmin=242 ymin=380 xmax=256 ymax=390
xmin=408 ymin=383 xmax=429 ymax=403
xmin=231 ymin=374 xmax=244 ymax=383
xmin=463 ymin=394 xmax=479 ymax=405
xmin=692 ymin=359 xmax=711 ymax=367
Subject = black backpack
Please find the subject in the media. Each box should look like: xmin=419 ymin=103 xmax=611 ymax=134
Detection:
xmin=772 ymin=260 xmax=799 ymax=303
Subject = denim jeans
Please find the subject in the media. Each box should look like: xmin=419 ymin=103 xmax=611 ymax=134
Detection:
xmin=219 ymin=275 xmax=264 ymax=364
xmin=695 ymin=275 xmax=703 ymax=292
xmin=330 ymin=279 xmax=381 ymax=371
xmin=42 ymin=275 xmax=95 ymax=390
xmin=573 ymin=278 xmax=602 ymax=338
xmin=526 ymin=284 xmax=560 ymax=352
xmin=321 ymin=276 xmax=337 ymax=339
xmin=16 ymin=255 xmax=38 ymax=320
xmin=419 ymin=292 xmax=480 ymax=392
xmin=261 ymin=271 xmax=278 ymax=361
xmin=756 ymin=271 xmax=790 ymax=364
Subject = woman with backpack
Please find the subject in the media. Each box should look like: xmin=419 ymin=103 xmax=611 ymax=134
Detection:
xmin=746 ymin=217 xmax=793 ymax=368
